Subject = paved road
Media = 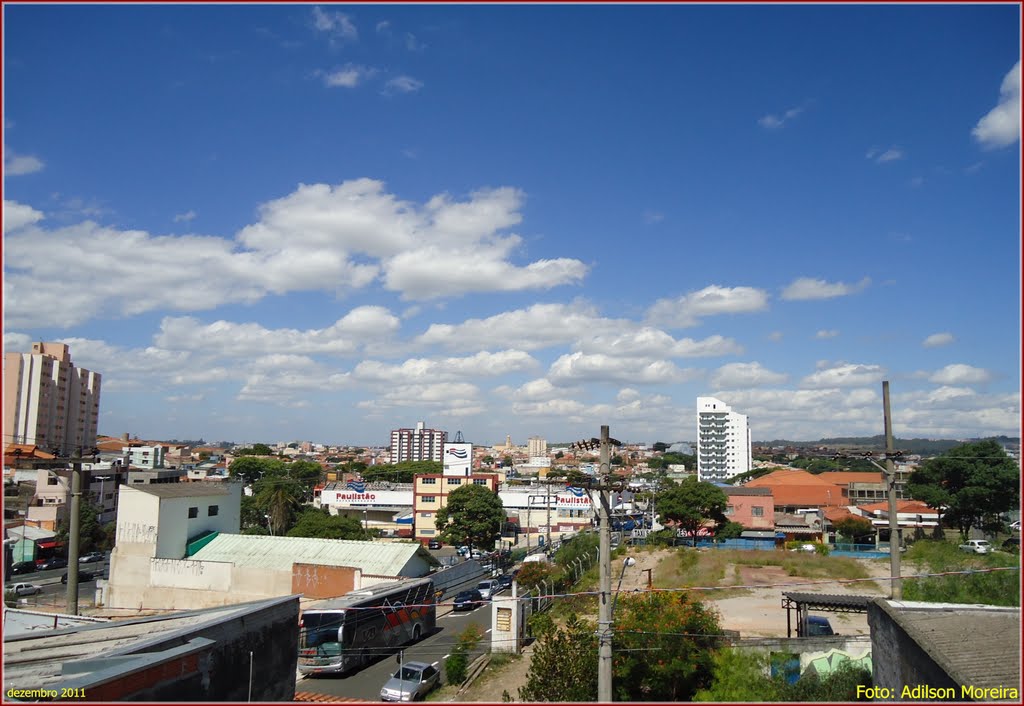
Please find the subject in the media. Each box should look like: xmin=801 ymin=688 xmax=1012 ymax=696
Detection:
xmin=297 ymin=590 xmax=503 ymax=701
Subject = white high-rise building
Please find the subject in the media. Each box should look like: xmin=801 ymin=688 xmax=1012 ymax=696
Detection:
xmin=527 ymin=436 xmax=547 ymax=458
xmin=696 ymin=396 xmax=751 ymax=483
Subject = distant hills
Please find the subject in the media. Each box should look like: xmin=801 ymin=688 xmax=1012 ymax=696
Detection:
xmin=754 ymin=435 xmax=1019 ymax=456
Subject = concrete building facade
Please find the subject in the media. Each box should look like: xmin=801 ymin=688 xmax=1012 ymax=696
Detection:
xmin=696 ymin=396 xmax=751 ymax=482
xmin=390 ymin=421 xmax=447 ymax=463
xmin=3 ymin=342 xmax=101 ymax=457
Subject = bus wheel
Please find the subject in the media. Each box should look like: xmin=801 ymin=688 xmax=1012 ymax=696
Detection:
xmin=412 ymin=625 xmax=422 ymax=642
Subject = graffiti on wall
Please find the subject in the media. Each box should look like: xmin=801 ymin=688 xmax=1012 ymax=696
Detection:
xmin=804 ymin=647 xmax=872 ymax=677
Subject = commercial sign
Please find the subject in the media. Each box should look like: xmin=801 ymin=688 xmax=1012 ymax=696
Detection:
xmin=320 ymin=489 xmax=414 ymax=507
xmin=556 ymin=487 xmax=593 ymax=508
xmin=442 ymin=442 xmax=472 ymax=476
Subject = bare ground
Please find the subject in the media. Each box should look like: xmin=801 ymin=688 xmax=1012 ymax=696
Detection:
xmin=445 ymin=549 xmax=893 ymax=701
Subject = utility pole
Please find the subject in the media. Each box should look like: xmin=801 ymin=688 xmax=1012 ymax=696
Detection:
xmin=545 ymin=479 xmax=552 ymax=552
xmin=66 ymin=461 xmax=83 ymax=615
xmin=883 ymin=381 xmax=902 ymax=600
xmin=572 ymin=425 xmax=621 ymax=702
xmin=596 ymin=425 xmax=613 ymax=703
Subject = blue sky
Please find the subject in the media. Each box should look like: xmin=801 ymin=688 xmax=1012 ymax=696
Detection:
xmin=3 ymin=3 xmax=1020 ymax=447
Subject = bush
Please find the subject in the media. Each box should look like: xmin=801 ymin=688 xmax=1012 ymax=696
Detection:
xmin=445 ymin=646 xmax=469 ymax=685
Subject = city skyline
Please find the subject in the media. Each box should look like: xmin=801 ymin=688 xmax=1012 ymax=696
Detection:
xmin=3 ymin=4 xmax=1020 ymax=446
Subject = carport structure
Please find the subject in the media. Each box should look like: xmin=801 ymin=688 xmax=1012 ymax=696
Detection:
xmin=782 ymin=592 xmax=875 ymax=637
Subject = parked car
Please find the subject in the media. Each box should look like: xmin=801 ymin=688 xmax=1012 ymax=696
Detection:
xmin=959 ymin=539 xmax=992 ymax=555
xmin=1001 ymin=537 xmax=1020 ymax=553
xmin=427 ymin=540 xmax=441 ymax=550
xmin=477 ymin=579 xmax=500 ymax=600
xmin=79 ymin=551 xmax=105 ymax=563
xmin=457 ymin=545 xmax=470 ymax=557
xmin=1010 ymin=520 xmax=1021 ymax=531
xmin=470 ymin=549 xmax=484 ymax=560
xmin=380 ymin=661 xmax=440 ymax=702
xmin=804 ymin=616 xmax=836 ymax=637
xmin=8 ymin=582 xmax=42 ymax=597
xmin=61 ymin=570 xmax=97 ymax=584
xmin=498 ymin=574 xmax=514 ymax=590
xmin=37 ymin=557 xmax=68 ymax=571
xmin=453 ymin=589 xmax=483 ymax=611
xmin=9 ymin=561 xmax=37 ymax=575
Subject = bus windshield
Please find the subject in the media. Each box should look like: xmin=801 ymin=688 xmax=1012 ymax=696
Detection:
xmin=301 ymin=611 xmax=344 ymax=650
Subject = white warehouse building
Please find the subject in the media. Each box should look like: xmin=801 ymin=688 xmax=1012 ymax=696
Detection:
xmin=696 ymin=396 xmax=752 ymax=483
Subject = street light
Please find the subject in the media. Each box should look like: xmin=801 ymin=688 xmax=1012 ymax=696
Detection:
xmin=611 ymin=556 xmax=636 ymax=621
xmin=93 ymin=476 xmax=111 ymax=523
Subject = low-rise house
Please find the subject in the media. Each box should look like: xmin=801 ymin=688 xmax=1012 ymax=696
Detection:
xmin=722 ymin=486 xmax=774 ymax=530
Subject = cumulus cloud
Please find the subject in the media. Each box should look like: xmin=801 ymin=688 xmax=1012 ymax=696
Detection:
xmin=800 ymin=362 xmax=885 ymax=389
xmin=575 ymin=329 xmax=743 ymax=359
xmin=5 ymin=180 xmax=588 ymax=328
xmin=928 ymin=363 xmax=992 ymax=385
xmin=973 ymin=61 xmax=1020 ymax=149
xmin=781 ymin=276 xmax=870 ymax=301
xmin=646 ymin=285 xmax=769 ymax=328
xmin=353 ymin=350 xmax=538 ymax=384
xmin=711 ymin=362 xmax=788 ymax=389
xmin=548 ymin=352 xmax=700 ymax=385
xmin=815 ymin=330 xmax=839 ymax=339
xmin=3 ymin=200 xmax=44 ymax=232
xmin=4 ymin=149 xmax=45 ymax=175
xmin=923 ymin=332 xmax=955 ymax=348
xmin=173 ymin=210 xmax=197 ymax=223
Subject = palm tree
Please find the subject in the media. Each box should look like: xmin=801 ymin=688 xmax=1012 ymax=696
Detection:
xmin=256 ymin=476 xmax=302 ymax=536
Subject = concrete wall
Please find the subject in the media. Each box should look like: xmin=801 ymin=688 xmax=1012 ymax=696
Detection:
xmin=868 ymin=603 xmax=959 ymax=697
xmin=291 ymin=562 xmax=358 ymax=598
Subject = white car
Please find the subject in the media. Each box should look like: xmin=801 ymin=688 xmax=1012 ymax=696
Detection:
xmin=476 ymin=579 xmax=500 ymax=600
xmin=1010 ymin=520 xmax=1021 ymax=531
xmin=8 ymin=582 xmax=42 ymax=596
xmin=959 ymin=539 xmax=992 ymax=555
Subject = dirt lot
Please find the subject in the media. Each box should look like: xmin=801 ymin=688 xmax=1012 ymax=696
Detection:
xmin=448 ymin=547 xmax=893 ymax=701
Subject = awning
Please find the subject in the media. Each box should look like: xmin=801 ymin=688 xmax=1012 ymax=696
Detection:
xmin=740 ymin=530 xmax=777 ymax=540
xmin=36 ymin=540 xmax=63 ymax=549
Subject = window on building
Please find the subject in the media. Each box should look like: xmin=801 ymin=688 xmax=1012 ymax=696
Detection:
xmin=724 ymin=505 xmax=734 ymax=516
xmin=473 ymin=479 xmax=488 ymax=486
xmin=188 ymin=506 xmax=198 ymax=518
xmin=751 ymin=506 xmax=764 ymax=517
xmin=447 ymin=478 xmax=462 ymax=485
xmin=422 ymin=496 xmax=436 ymax=503
xmin=208 ymin=505 xmax=219 ymax=516
xmin=47 ymin=476 xmax=58 ymax=485
xmin=419 ymin=512 xmax=433 ymax=518
xmin=421 ymin=477 xmax=437 ymax=485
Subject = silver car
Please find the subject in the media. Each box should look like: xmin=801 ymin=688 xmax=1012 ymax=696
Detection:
xmin=380 ymin=661 xmax=440 ymax=702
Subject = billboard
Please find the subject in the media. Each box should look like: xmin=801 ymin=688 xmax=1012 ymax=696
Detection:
xmin=443 ymin=442 xmax=472 ymax=476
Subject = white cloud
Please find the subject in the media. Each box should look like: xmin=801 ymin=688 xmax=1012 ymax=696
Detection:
xmin=382 ymin=76 xmax=424 ymax=95
xmin=4 ymin=149 xmax=45 ymax=175
xmin=928 ymin=363 xmax=992 ymax=385
xmin=405 ymin=33 xmax=425 ymax=51
xmin=311 ymin=6 xmax=358 ymax=45
xmin=646 ymin=285 xmax=769 ymax=328
xmin=576 ymin=329 xmax=743 ymax=359
xmin=781 ymin=276 xmax=870 ymax=301
xmin=973 ymin=61 xmax=1020 ymax=149
xmin=548 ymin=352 xmax=700 ymax=385
xmin=800 ymin=362 xmax=885 ymax=389
xmin=3 ymin=200 xmax=44 ymax=232
xmin=758 ymin=104 xmax=804 ymax=129
xmin=353 ymin=350 xmax=538 ymax=384
xmin=417 ymin=301 xmax=616 ymax=351
xmin=815 ymin=330 xmax=839 ymax=339
xmin=5 ymin=180 xmax=588 ymax=328
xmin=376 ymin=21 xmax=391 ymax=34
xmin=319 ymin=64 xmax=376 ymax=88
xmin=922 ymin=332 xmax=955 ymax=348
xmin=711 ymin=362 xmax=788 ymax=389
xmin=642 ymin=210 xmax=664 ymax=224
xmin=173 ymin=210 xmax=197 ymax=223
xmin=768 ymin=331 xmax=784 ymax=342
xmin=866 ymin=146 xmax=904 ymax=163
xmin=3 ymin=332 xmax=32 ymax=353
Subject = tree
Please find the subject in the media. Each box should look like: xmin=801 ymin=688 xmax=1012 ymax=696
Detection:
xmin=287 ymin=507 xmax=370 ymax=540
xmin=695 ymin=649 xmax=780 ymax=701
xmin=907 ymin=440 xmax=1020 ymax=540
xmin=55 ymin=498 xmax=111 ymax=554
xmin=834 ymin=516 xmax=874 ymax=543
xmin=652 ymin=441 xmax=670 ymax=453
xmin=255 ymin=474 xmax=303 ymax=535
xmin=613 ymin=591 xmax=723 ymax=701
xmin=229 ymin=456 xmax=285 ymax=485
xmin=657 ymin=476 xmax=728 ymax=547
xmin=715 ymin=521 xmax=745 ymax=540
xmin=519 ymin=614 xmax=599 ymax=701
xmin=434 ymin=484 xmax=505 ymax=550
xmin=252 ymin=443 xmax=273 ymax=456
xmin=287 ymin=460 xmax=323 ymax=501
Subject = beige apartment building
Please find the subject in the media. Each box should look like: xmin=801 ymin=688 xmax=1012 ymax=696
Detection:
xmin=3 ymin=342 xmax=101 ymax=457
xmin=412 ymin=472 xmax=501 ymax=543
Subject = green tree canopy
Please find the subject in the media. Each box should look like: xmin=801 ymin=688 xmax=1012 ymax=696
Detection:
xmin=834 ymin=516 xmax=875 ymax=543
xmin=286 ymin=507 xmax=370 ymax=540
xmin=361 ymin=461 xmax=441 ymax=484
xmin=518 ymin=614 xmax=598 ymax=702
xmin=229 ymin=456 xmax=285 ymax=485
xmin=907 ymin=440 xmax=1020 ymax=540
xmin=652 ymin=442 xmax=670 ymax=453
xmin=55 ymin=498 xmax=112 ymax=554
xmin=434 ymin=483 xmax=505 ymax=550
xmin=657 ymin=476 xmax=728 ymax=546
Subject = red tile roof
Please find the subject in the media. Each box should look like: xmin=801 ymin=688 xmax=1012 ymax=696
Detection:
xmin=745 ymin=469 xmax=845 ymax=507
xmin=817 ymin=471 xmax=884 ymax=485
xmin=858 ymin=499 xmax=937 ymax=515
xmin=294 ymin=691 xmax=369 ymax=702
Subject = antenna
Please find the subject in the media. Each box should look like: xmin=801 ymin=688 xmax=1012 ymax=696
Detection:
xmin=454 ymin=431 xmax=465 ymax=443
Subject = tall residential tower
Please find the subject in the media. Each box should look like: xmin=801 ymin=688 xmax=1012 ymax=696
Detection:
xmin=696 ymin=396 xmax=751 ymax=483
xmin=3 ymin=342 xmax=102 ymax=456
xmin=390 ymin=421 xmax=447 ymax=463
